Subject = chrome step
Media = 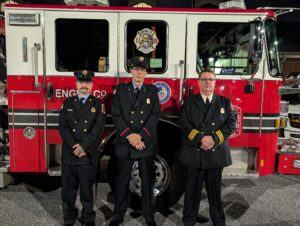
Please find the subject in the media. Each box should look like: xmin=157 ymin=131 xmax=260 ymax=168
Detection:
xmin=0 ymin=162 xmax=12 ymax=188
xmin=48 ymin=165 xmax=61 ymax=176
xmin=223 ymin=167 xmax=259 ymax=179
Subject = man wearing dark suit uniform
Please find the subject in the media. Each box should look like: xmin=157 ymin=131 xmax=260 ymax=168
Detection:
xmin=109 ymin=56 xmax=160 ymax=226
xmin=59 ymin=70 xmax=105 ymax=226
xmin=179 ymin=69 xmax=236 ymax=226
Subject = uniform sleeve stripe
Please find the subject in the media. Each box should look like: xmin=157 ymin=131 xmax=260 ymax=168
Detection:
xmin=188 ymin=129 xmax=199 ymax=141
xmin=143 ymin=127 xmax=151 ymax=137
xmin=120 ymin=127 xmax=130 ymax=137
xmin=216 ymin=130 xmax=224 ymax=144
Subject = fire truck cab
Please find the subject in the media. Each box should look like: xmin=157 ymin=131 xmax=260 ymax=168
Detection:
xmin=0 ymin=3 xmax=293 ymax=207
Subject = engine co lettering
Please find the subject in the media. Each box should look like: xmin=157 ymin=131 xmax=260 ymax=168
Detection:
xmin=55 ymin=89 xmax=107 ymax=98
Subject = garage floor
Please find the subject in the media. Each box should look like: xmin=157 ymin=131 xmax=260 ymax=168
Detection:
xmin=0 ymin=173 xmax=299 ymax=226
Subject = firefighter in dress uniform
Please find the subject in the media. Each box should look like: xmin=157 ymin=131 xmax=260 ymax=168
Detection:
xmin=59 ymin=70 xmax=105 ymax=226
xmin=109 ymin=56 xmax=160 ymax=226
xmin=179 ymin=69 xmax=236 ymax=226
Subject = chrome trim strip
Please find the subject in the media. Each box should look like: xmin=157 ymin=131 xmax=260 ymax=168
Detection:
xmin=243 ymin=126 xmax=278 ymax=130
xmin=9 ymin=123 xmax=59 ymax=126
xmin=42 ymin=10 xmax=48 ymax=170
xmin=259 ymin=58 xmax=266 ymax=137
xmin=243 ymin=116 xmax=277 ymax=120
xmin=10 ymin=90 xmax=40 ymax=94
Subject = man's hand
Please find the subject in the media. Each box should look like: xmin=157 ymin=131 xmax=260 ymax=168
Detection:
xmin=200 ymin=136 xmax=215 ymax=151
xmin=134 ymin=141 xmax=146 ymax=150
xmin=72 ymin=143 xmax=87 ymax=157
xmin=127 ymin=133 xmax=145 ymax=150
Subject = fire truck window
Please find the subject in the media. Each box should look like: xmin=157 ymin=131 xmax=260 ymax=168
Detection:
xmin=197 ymin=22 xmax=257 ymax=75
xmin=55 ymin=19 xmax=109 ymax=73
xmin=125 ymin=20 xmax=167 ymax=74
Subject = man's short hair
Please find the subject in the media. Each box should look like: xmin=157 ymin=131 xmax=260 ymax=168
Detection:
xmin=199 ymin=69 xmax=216 ymax=79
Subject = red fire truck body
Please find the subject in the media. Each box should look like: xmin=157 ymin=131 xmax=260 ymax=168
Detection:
xmin=2 ymin=4 xmax=285 ymax=195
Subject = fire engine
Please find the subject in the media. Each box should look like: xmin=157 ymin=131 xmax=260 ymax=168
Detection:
xmin=0 ymin=2 xmax=299 ymax=208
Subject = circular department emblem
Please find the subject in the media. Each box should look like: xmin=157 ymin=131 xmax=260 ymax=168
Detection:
xmin=23 ymin=127 xmax=36 ymax=139
xmin=153 ymin=81 xmax=171 ymax=104
xmin=229 ymin=104 xmax=242 ymax=139
xmin=134 ymin=28 xmax=159 ymax=54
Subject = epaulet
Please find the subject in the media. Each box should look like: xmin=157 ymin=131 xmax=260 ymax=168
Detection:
xmin=64 ymin=96 xmax=75 ymax=103
xmin=218 ymin=95 xmax=229 ymax=102
xmin=61 ymin=96 xmax=73 ymax=109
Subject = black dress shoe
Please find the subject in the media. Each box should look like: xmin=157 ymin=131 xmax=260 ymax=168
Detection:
xmin=108 ymin=218 xmax=123 ymax=226
xmin=197 ymin=214 xmax=209 ymax=223
xmin=147 ymin=222 xmax=157 ymax=226
xmin=85 ymin=222 xmax=95 ymax=226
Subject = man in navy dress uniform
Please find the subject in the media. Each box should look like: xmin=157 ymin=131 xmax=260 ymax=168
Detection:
xmin=179 ymin=69 xmax=236 ymax=226
xmin=109 ymin=56 xmax=160 ymax=226
xmin=59 ymin=70 xmax=105 ymax=226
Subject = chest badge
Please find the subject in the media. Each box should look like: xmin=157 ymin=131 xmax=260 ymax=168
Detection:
xmin=146 ymin=98 xmax=151 ymax=104
xmin=220 ymin=108 xmax=225 ymax=114
xmin=91 ymin=107 xmax=96 ymax=113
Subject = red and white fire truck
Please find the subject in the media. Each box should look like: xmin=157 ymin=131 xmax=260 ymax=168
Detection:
xmin=0 ymin=2 xmax=298 ymax=208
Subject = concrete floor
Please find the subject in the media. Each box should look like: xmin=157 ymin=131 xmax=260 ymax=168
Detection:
xmin=0 ymin=173 xmax=299 ymax=226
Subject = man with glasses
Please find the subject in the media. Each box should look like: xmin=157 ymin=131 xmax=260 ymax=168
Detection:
xmin=179 ymin=69 xmax=236 ymax=226
xmin=59 ymin=70 xmax=105 ymax=226
xmin=109 ymin=56 xmax=160 ymax=226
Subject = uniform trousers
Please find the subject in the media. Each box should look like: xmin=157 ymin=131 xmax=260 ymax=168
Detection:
xmin=113 ymin=156 xmax=155 ymax=223
xmin=183 ymin=166 xmax=225 ymax=226
xmin=61 ymin=164 xmax=96 ymax=225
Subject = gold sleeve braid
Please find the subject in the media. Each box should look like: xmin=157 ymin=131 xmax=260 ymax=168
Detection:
xmin=188 ymin=129 xmax=199 ymax=141
xmin=215 ymin=130 xmax=224 ymax=144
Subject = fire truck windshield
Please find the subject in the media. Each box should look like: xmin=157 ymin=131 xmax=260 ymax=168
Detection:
xmin=196 ymin=22 xmax=257 ymax=75
xmin=265 ymin=19 xmax=281 ymax=77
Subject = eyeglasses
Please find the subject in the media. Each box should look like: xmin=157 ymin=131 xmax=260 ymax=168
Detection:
xmin=199 ymin=78 xmax=215 ymax=82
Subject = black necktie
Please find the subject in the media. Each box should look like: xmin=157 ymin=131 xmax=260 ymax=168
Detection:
xmin=205 ymin=98 xmax=210 ymax=106
xmin=205 ymin=98 xmax=210 ymax=115
xmin=80 ymin=97 xmax=85 ymax=104
xmin=135 ymin=88 xmax=140 ymax=100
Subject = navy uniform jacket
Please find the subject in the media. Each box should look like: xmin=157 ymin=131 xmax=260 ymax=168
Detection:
xmin=111 ymin=83 xmax=160 ymax=159
xmin=59 ymin=95 xmax=105 ymax=165
xmin=178 ymin=94 xmax=236 ymax=169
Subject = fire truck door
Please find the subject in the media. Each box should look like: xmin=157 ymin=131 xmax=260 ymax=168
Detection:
xmin=185 ymin=14 xmax=264 ymax=120
xmin=6 ymin=10 xmax=45 ymax=172
xmin=43 ymin=11 xmax=118 ymax=171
